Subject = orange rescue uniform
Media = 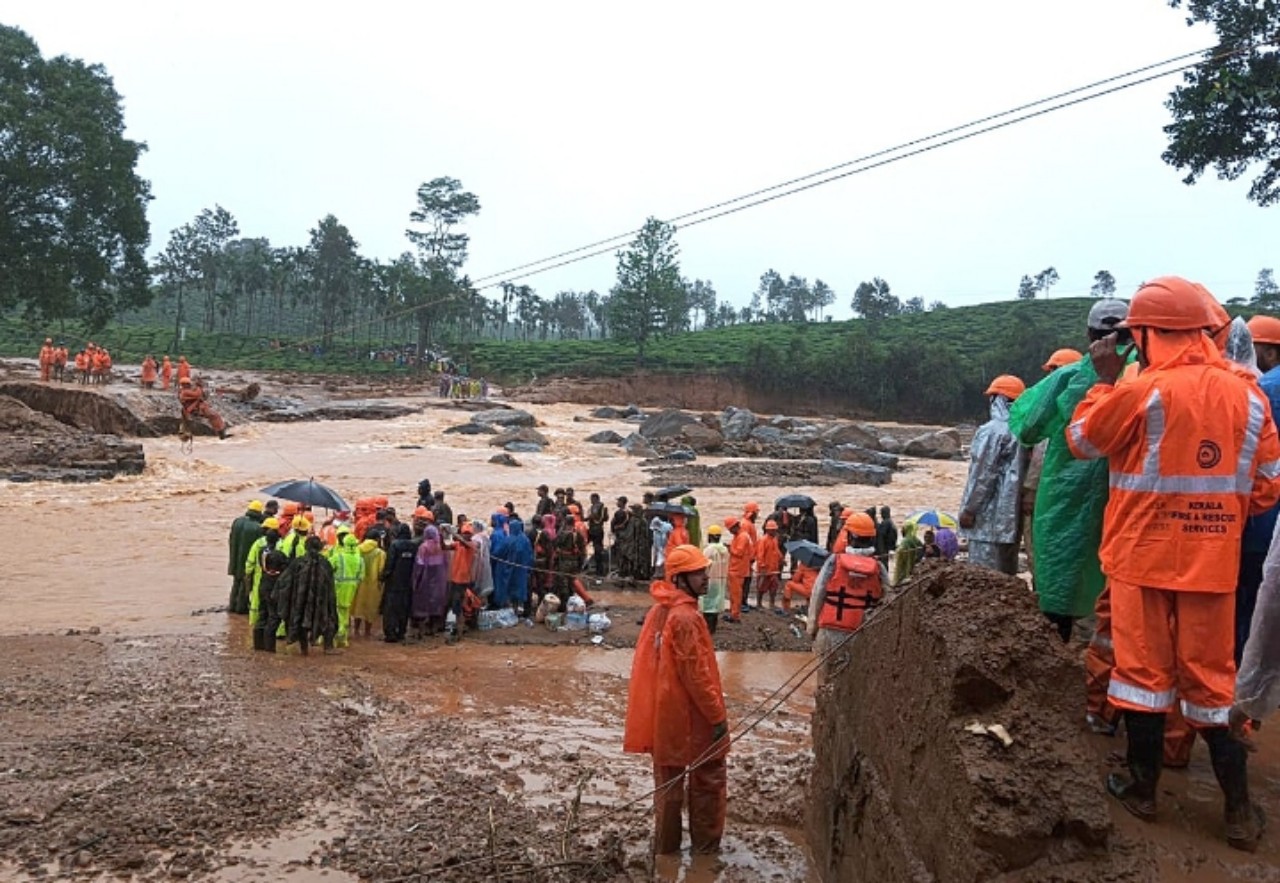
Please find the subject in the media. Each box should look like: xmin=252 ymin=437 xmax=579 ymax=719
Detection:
xmin=623 ymin=579 xmax=728 ymax=855
xmin=161 ymin=357 xmax=173 ymax=390
xmin=1068 ymin=331 xmax=1280 ymax=726
xmin=727 ymin=529 xmax=753 ymax=619
xmin=783 ymin=561 xmax=820 ymax=611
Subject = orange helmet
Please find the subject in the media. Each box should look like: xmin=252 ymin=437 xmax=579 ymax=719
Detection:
xmin=413 ymin=505 xmax=430 ymax=519
xmin=179 ymin=376 xmax=193 ymax=386
xmin=1041 ymin=348 xmax=1082 ymax=372
xmin=723 ymin=516 xmax=740 ymax=531
xmin=984 ymin=375 xmax=1025 ymax=401
xmin=764 ymin=519 xmax=778 ymax=530
xmin=666 ymin=544 xmax=710 ymax=577
xmin=1120 ymin=276 xmax=1216 ymax=331
xmin=744 ymin=501 xmax=760 ymax=515
xmin=1248 ymin=315 xmax=1280 ymax=346
xmin=844 ymin=513 xmax=876 ymax=538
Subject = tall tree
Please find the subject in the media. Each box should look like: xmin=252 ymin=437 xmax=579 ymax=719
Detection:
xmin=155 ymin=222 xmax=200 ymax=352
xmin=1016 ymin=276 xmax=1038 ymax=300
xmin=404 ymin=177 xmax=481 ymax=359
xmin=687 ymin=279 xmax=717 ymax=330
xmin=852 ymin=277 xmax=900 ymax=320
xmin=756 ymin=270 xmax=786 ymax=322
xmin=783 ymin=275 xmax=811 ymax=323
xmin=1034 ymin=267 xmax=1060 ymax=296
xmin=811 ymin=279 xmax=835 ymax=321
xmin=1091 ymin=270 xmax=1118 ymax=298
xmin=0 ymin=25 xmax=152 ymax=330
xmin=608 ymin=217 xmax=685 ymax=365
xmin=307 ymin=215 xmax=359 ymax=349
xmin=1164 ymin=2 xmax=1280 ymax=205
xmin=190 ymin=206 xmax=239 ymax=332
xmin=1256 ymin=268 xmax=1280 ymax=309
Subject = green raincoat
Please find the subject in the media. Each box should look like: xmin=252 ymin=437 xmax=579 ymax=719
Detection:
xmin=328 ymin=533 xmax=365 ymax=646
xmin=1008 ymin=354 xmax=1117 ymax=618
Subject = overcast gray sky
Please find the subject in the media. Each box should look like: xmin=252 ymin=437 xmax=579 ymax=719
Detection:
xmin=10 ymin=1 xmax=1279 ymax=315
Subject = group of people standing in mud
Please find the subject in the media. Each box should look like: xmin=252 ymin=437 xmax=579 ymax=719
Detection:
xmin=951 ymin=278 xmax=1280 ymax=853
xmin=224 ymin=479 xmax=919 ymax=652
xmin=37 ymin=338 xmax=111 ymax=384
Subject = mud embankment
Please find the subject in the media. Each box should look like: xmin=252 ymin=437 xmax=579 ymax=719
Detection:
xmin=507 ymin=372 xmax=882 ymax=419
xmin=808 ymin=562 xmax=1155 ymax=882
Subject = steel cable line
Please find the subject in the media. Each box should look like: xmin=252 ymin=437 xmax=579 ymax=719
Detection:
xmin=275 ymin=41 xmax=1257 ymax=354
xmin=466 ymin=45 xmax=1218 ymax=287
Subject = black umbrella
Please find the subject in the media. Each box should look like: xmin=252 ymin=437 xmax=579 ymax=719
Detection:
xmin=654 ymin=484 xmax=694 ymax=502
xmin=261 ymin=478 xmax=350 ymax=512
xmin=785 ymin=539 xmax=830 ymax=568
xmin=776 ymin=493 xmax=816 ymax=510
xmin=644 ymin=501 xmax=694 ymax=518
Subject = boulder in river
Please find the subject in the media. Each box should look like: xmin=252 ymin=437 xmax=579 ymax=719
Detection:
xmin=443 ymin=423 xmax=497 ymax=436
xmin=680 ymin=422 xmax=725 ymax=453
xmin=820 ymin=459 xmax=892 ymax=487
xmin=470 ymin=408 xmax=537 ymax=428
xmin=721 ymin=407 xmax=757 ymax=442
xmin=620 ymin=432 xmax=658 ymax=458
xmin=879 ymin=436 xmax=904 ymax=455
xmin=820 ymin=422 xmax=883 ymax=450
xmin=585 ymin=430 xmax=624 ymax=444
xmin=488 ymin=453 xmax=521 ymax=467
xmin=903 ymin=428 xmax=962 ymax=460
xmin=504 ymin=441 xmax=544 ymax=454
xmin=639 ymin=408 xmax=700 ymax=440
xmin=490 ymin=427 xmax=550 ymax=448
xmin=750 ymin=426 xmax=786 ymax=444
xmin=828 ymin=444 xmax=900 ymax=470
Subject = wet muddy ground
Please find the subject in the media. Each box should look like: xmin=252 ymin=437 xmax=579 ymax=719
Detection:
xmin=3 ymin=364 xmax=1280 ymax=881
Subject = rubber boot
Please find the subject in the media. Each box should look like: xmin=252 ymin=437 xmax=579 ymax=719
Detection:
xmin=262 ymin=629 xmax=277 ymax=653
xmin=1107 ymin=710 xmax=1164 ymax=821
xmin=1203 ymin=727 xmax=1266 ymax=852
xmin=251 ymin=628 xmax=265 ymax=651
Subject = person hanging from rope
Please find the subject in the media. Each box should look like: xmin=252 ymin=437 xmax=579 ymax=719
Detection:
xmin=178 ymin=375 xmax=228 ymax=439
xmin=624 ymin=544 xmax=730 ymax=857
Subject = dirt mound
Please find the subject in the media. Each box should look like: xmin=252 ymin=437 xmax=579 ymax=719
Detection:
xmin=0 ymin=395 xmax=145 ymax=482
xmin=807 ymin=562 xmax=1157 ymax=882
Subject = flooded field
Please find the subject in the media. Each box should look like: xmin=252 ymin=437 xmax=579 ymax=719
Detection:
xmin=0 ymin=390 xmax=952 ymax=881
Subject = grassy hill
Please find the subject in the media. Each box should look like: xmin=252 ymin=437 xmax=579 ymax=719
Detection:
xmin=0 ymin=297 xmax=1220 ymax=421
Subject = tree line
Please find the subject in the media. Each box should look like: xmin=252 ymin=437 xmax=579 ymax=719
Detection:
xmin=6 ymin=6 xmax=1280 ymax=364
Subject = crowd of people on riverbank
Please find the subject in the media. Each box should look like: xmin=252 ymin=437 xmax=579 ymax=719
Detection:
xmin=225 ymin=482 xmax=935 ymax=652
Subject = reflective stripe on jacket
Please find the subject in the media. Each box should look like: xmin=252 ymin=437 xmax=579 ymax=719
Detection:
xmin=1067 ymin=332 xmax=1280 ymax=592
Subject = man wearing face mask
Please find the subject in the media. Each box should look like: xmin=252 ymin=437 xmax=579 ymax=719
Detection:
xmin=959 ymin=375 xmax=1028 ymax=574
xmin=1069 ymin=276 xmax=1280 ymax=851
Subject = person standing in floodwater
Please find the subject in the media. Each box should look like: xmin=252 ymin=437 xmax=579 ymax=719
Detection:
xmin=624 ymin=545 xmax=730 ymax=856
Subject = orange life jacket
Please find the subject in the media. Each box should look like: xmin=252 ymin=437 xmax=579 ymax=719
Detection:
xmin=817 ymin=554 xmax=882 ymax=632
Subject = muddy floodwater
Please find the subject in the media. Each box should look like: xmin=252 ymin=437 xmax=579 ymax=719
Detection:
xmin=0 ymin=397 xmax=966 ymax=881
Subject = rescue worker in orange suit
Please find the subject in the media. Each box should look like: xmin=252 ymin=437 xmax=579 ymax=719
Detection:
xmin=807 ymin=513 xmax=887 ymax=674
xmin=161 ymin=355 xmax=173 ymax=391
xmin=1067 ymin=276 xmax=1280 ymax=851
xmin=754 ymin=519 xmax=784 ymax=611
xmin=740 ymin=502 xmax=761 ymax=607
xmin=38 ymin=338 xmax=54 ymax=381
xmin=178 ymin=376 xmax=228 ymax=439
xmin=1241 ymin=315 xmax=1280 ymax=661
xmin=783 ymin=559 xmax=820 ymax=613
xmin=623 ymin=544 xmax=729 ymax=856
xmin=53 ymin=344 xmax=67 ymax=381
xmin=959 ymin=374 xmax=1028 ymax=574
xmin=140 ymin=355 xmax=158 ymax=389
xmin=724 ymin=516 xmax=753 ymax=623
xmin=176 ymin=356 xmax=191 ymax=385
xmin=73 ymin=349 xmax=89 ymax=384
